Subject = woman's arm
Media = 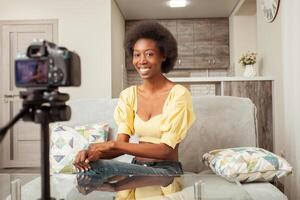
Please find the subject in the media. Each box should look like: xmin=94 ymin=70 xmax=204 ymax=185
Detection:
xmin=85 ymin=134 xmax=130 ymax=161
xmin=75 ymin=134 xmax=130 ymax=170
xmin=112 ymin=141 xmax=174 ymax=160
xmin=85 ymin=138 xmax=175 ymax=162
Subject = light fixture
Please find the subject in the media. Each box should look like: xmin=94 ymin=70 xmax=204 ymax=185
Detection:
xmin=168 ymin=0 xmax=188 ymax=8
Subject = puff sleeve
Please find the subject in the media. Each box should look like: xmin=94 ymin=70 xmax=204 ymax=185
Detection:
xmin=160 ymin=87 xmax=195 ymax=149
xmin=114 ymin=87 xmax=135 ymax=136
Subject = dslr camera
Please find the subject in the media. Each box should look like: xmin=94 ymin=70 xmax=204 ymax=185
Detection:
xmin=15 ymin=40 xmax=81 ymax=88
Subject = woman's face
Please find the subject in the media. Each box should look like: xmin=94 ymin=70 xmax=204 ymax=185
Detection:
xmin=132 ymin=38 xmax=165 ymax=80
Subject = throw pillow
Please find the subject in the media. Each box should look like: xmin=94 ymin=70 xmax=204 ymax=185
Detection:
xmin=202 ymin=147 xmax=292 ymax=183
xmin=50 ymin=123 xmax=109 ymax=174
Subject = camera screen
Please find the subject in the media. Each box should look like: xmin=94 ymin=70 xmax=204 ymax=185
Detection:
xmin=15 ymin=59 xmax=49 ymax=86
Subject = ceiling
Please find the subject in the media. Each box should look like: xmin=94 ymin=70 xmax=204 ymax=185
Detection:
xmin=115 ymin=0 xmax=241 ymax=20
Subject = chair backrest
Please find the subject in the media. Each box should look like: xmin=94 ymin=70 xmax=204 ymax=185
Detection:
xmin=179 ymin=96 xmax=258 ymax=173
xmin=62 ymin=98 xmax=119 ymax=140
xmin=62 ymin=96 xmax=258 ymax=173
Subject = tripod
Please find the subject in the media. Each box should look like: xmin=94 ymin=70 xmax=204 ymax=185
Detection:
xmin=0 ymin=88 xmax=71 ymax=200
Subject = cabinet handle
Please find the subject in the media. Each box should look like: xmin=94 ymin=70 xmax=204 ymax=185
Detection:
xmin=208 ymin=59 xmax=211 ymax=64
xmin=212 ymin=58 xmax=216 ymax=65
xmin=178 ymin=59 xmax=181 ymax=65
xmin=4 ymin=94 xmax=19 ymax=98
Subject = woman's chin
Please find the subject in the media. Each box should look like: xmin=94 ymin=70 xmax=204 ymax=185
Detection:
xmin=138 ymin=73 xmax=151 ymax=79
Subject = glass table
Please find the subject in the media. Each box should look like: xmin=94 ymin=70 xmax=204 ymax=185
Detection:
xmin=0 ymin=172 xmax=253 ymax=200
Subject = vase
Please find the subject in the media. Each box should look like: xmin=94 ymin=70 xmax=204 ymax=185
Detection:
xmin=243 ymin=64 xmax=256 ymax=77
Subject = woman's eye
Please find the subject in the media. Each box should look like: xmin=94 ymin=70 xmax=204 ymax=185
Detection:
xmin=133 ymin=53 xmax=140 ymax=58
xmin=145 ymin=52 xmax=154 ymax=57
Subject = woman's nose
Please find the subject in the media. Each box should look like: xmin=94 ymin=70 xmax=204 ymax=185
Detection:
xmin=139 ymin=54 xmax=148 ymax=64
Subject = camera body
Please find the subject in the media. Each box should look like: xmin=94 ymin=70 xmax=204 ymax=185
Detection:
xmin=15 ymin=40 xmax=81 ymax=88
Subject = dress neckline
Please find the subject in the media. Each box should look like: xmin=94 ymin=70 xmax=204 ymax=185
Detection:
xmin=134 ymin=84 xmax=178 ymax=122
xmin=135 ymin=113 xmax=162 ymax=123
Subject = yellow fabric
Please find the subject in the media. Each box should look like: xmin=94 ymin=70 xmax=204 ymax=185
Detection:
xmin=134 ymin=114 xmax=162 ymax=141
xmin=114 ymin=86 xmax=136 ymax=136
xmin=115 ymin=177 xmax=182 ymax=200
xmin=114 ymin=84 xmax=196 ymax=149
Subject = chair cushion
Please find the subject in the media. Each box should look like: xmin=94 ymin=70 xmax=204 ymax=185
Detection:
xmin=242 ymin=182 xmax=288 ymax=200
xmin=50 ymin=123 xmax=109 ymax=173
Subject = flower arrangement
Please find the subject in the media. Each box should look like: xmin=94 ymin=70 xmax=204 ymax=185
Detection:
xmin=239 ymin=52 xmax=257 ymax=66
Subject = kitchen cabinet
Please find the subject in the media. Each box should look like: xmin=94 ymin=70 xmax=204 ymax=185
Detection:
xmin=125 ymin=18 xmax=229 ymax=70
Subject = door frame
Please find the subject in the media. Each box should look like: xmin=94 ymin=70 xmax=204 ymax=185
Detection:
xmin=0 ymin=19 xmax=58 ymax=168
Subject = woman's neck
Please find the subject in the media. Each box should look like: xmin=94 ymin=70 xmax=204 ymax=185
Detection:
xmin=140 ymin=74 xmax=170 ymax=93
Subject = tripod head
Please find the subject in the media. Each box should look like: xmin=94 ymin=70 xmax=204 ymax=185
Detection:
xmin=20 ymin=88 xmax=71 ymax=123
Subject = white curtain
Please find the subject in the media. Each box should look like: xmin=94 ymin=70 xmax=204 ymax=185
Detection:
xmin=282 ymin=0 xmax=300 ymax=199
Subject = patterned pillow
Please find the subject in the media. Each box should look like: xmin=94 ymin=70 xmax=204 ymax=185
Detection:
xmin=202 ymin=147 xmax=292 ymax=183
xmin=50 ymin=123 xmax=109 ymax=174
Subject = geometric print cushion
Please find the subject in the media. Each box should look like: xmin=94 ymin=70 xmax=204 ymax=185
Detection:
xmin=50 ymin=122 xmax=109 ymax=174
xmin=202 ymin=147 xmax=293 ymax=183
xmin=74 ymin=123 xmax=109 ymax=144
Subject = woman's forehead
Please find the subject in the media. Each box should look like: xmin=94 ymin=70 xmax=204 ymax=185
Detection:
xmin=133 ymin=38 xmax=159 ymax=50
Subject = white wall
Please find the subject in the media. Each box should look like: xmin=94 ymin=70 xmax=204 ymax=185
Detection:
xmin=229 ymin=14 xmax=257 ymax=76
xmin=111 ymin=0 xmax=125 ymax=98
xmin=281 ymin=0 xmax=300 ymax=199
xmin=256 ymin=1 xmax=300 ymax=199
xmin=256 ymin=0 xmax=284 ymax=155
xmin=0 ymin=0 xmax=112 ymax=99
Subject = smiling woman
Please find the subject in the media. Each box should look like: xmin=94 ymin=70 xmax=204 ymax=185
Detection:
xmin=73 ymin=21 xmax=195 ymax=178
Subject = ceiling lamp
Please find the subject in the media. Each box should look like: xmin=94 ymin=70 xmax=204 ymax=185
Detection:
xmin=168 ymin=0 xmax=188 ymax=8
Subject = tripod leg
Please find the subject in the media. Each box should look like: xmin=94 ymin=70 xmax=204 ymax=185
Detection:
xmin=41 ymin=122 xmax=51 ymax=200
xmin=0 ymin=108 xmax=28 ymax=142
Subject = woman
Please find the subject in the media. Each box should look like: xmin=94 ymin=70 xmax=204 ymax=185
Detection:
xmin=74 ymin=20 xmax=195 ymax=176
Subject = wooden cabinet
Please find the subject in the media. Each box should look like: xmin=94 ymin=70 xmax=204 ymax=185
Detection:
xmin=193 ymin=18 xmax=229 ymax=69
xmin=125 ymin=18 xmax=229 ymax=70
xmin=211 ymin=19 xmax=229 ymax=69
xmin=176 ymin=20 xmax=194 ymax=69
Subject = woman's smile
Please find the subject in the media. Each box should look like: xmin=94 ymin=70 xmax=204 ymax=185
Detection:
xmin=133 ymin=38 xmax=165 ymax=79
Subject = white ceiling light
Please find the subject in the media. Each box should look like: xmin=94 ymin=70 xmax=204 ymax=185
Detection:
xmin=168 ymin=0 xmax=188 ymax=8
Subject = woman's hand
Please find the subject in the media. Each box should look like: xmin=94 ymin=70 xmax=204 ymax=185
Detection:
xmin=73 ymin=150 xmax=91 ymax=172
xmin=85 ymin=141 xmax=116 ymax=163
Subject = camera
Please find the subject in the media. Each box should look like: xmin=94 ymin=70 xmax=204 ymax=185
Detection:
xmin=15 ymin=40 xmax=81 ymax=88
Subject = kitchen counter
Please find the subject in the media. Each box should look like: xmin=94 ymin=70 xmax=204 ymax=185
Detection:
xmin=169 ymin=76 xmax=274 ymax=83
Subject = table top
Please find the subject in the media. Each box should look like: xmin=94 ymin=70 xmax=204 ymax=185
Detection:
xmin=0 ymin=172 xmax=253 ymax=200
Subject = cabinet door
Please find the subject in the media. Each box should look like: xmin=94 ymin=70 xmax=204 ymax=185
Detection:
xmin=175 ymin=20 xmax=194 ymax=69
xmin=158 ymin=20 xmax=177 ymax=40
xmin=194 ymin=19 xmax=212 ymax=69
xmin=211 ymin=19 xmax=229 ymax=69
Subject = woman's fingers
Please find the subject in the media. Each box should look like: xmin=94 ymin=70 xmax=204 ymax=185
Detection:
xmin=73 ymin=150 xmax=91 ymax=172
xmin=79 ymin=150 xmax=87 ymax=163
xmin=75 ymin=162 xmax=90 ymax=172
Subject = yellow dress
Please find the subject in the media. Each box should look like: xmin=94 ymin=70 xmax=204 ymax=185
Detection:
xmin=114 ymin=84 xmax=196 ymax=149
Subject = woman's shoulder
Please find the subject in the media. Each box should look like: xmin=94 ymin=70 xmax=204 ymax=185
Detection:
xmin=170 ymin=84 xmax=192 ymax=98
xmin=120 ymin=85 xmax=136 ymax=97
